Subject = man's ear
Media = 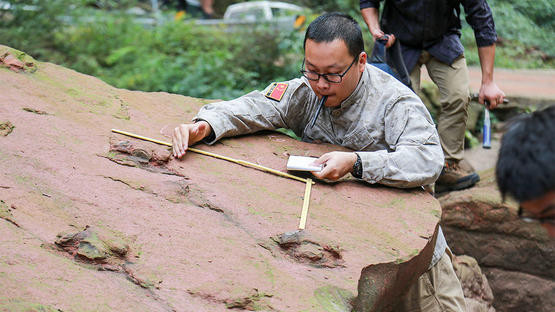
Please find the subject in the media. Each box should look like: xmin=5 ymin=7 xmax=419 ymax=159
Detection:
xmin=358 ymin=52 xmax=367 ymax=71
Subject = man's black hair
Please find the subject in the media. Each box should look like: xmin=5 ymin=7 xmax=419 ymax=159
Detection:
xmin=496 ymin=105 xmax=555 ymax=202
xmin=304 ymin=12 xmax=364 ymax=59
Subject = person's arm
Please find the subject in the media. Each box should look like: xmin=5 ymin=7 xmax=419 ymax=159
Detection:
xmin=462 ymin=0 xmax=505 ymax=108
xmin=358 ymin=95 xmax=444 ymax=188
xmin=172 ymin=79 xmax=312 ymax=159
xmin=360 ymin=3 xmax=395 ymax=47
xmin=194 ymin=80 xmax=310 ymax=144
xmin=477 ymin=44 xmax=505 ymax=108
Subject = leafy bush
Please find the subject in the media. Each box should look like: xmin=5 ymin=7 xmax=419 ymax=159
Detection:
xmin=458 ymin=0 xmax=554 ymax=69
xmin=1 ymin=1 xmax=306 ymax=100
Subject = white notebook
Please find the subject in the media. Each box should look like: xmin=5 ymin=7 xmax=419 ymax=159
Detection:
xmin=286 ymin=156 xmax=323 ymax=172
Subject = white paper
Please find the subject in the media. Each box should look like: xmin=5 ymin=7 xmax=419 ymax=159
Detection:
xmin=286 ymin=156 xmax=322 ymax=172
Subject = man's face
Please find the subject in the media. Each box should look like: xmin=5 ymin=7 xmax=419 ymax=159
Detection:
xmin=520 ymin=190 xmax=555 ymax=237
xmin=304 ymin=39 xmax=366 ymax=108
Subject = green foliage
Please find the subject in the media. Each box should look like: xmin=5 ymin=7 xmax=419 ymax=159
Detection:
xmin=462 ymin=0 xmax=554 ymax=69
xmin=1 ymin=0 xmax=553 ymax=102
xmin=1 ymin=1 xmax=305 ymax=100
xmin=499 ymin=0 xmax=554 ymax=31
xmin=0 ymin=0 xmax=72 ymax=63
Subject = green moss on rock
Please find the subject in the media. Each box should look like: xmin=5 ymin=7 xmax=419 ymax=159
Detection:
xmin=314 ymin=285 xmax=354 ymax=312
xmin=0 ymin=299 xmax=59 ymax=312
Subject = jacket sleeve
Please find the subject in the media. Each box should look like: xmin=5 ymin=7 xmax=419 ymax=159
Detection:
xmin=461 ymin=0 xmax=497 ymax=47
xmin=360 ymin=0 xmax=381 ymax=10
xmin=194 ymin=79 xmax=311 ymax=144
xmin=357 ymin=95 xmax=444 ymax=188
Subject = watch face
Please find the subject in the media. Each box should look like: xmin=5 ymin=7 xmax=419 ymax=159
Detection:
xmin=353 ymin=154 xmax=362 ymax=178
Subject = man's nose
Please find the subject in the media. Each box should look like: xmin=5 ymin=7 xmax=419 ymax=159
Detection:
xmin=316 ymin=75 xmax=330 ymax=89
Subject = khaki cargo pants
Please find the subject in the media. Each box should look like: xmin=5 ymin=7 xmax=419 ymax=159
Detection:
xmin=394 ymin=250 xmax=467 ymax=312
xmin=410 ymin=51 xmax=471 ymax=162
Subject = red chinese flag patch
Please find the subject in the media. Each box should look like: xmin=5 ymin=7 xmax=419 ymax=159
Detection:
xmin=265 ymin=82 xmax=288 ymax=101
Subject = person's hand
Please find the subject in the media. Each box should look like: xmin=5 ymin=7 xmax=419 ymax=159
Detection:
xmin=371 ymin=30 xmax=396 ymax=48
xmin=479 ymin=81 xmax=505 ymax=109
xmin=311 ymin=152 xmax=357 ymax=181
xmin=172 ymin=121 xmax=211 ymax=158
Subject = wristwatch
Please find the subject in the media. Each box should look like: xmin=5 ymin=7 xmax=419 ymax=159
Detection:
xmin=352 ymin=153 xmax=362 ymax=179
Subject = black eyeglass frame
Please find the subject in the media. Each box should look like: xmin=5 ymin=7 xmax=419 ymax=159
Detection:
xmin=300 ymin=56 xmax=359 ymax=84
xmin=518 ymin=206 xmax=555 ymax=225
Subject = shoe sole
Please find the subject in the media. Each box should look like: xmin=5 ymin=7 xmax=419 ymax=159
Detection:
xmin=435 ymin=173 xmax=480 ymax=194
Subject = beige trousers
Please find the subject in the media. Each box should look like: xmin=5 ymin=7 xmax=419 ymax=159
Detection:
xmin=410 ymin=52 xmax=471 ymax=162
xmin=394 ymin=250 xmax=467 ymax=312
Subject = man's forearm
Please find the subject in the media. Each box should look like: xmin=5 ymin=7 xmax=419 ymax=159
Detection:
xmin=360 ymin=7 xmax=382 ymax=39
xmin=478 ymin=44 xmax=496 ymax=84
xmin=477 ymin=44 xmax=505 ymax=108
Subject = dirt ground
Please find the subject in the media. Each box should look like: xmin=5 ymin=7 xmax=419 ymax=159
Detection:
xmin=423 ymin=66 xmax=555 ymax=172
xmin=423 ymin=66 xmax=555 ymax=100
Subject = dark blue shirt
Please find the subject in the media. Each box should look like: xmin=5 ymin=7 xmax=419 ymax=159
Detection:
xmin=360 ymin=0 xmax=497 ymax=71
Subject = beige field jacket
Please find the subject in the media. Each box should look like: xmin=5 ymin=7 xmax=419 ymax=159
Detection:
xmin=195 ymin=64 xmax=444 ymax=188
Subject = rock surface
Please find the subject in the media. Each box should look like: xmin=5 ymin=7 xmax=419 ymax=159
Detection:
xmin=440 ymin=169 xmax=555 ymax=312
xmin=0 ymin=45 xmax=442 ymax=312
xmin=452 ymin=255 xmax=495 ymax=312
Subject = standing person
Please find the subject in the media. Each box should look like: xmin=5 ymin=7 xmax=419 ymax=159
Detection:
xmin=496 ymin=106 xmax=555 ymax=237
xmin=172 ymin=12 xmax=466 ymax=311
xmin=360 ymin=0 xmax=506 ymax=193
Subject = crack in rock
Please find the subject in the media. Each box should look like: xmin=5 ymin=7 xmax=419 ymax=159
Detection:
xmin=182 ymin=184 xmax=224 ymax=213
xmin=272 ymin=231 xmax=344 ymax=268
xmin=225 ymin=288 xmax=275 ymax=311
xmin=0 ymin=200 xmax=20 ymax=227
xmin=121 ymin=264 xmax=155 ymax=289
xmin=22 ymin=107 xmax=49 ymax=115
xmin=113 ymin=96 xmax=130 ymax=120
xmin=187 ymin=288 xmax=276 ymax=311
xmin=103 ymin=176 xmax=147 ymax=192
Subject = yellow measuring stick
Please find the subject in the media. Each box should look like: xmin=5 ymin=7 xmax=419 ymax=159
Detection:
xmin=111 ymin=129 xmax=314 ymax=184
xmin=299 ymin=178 xmax=312 ymax=230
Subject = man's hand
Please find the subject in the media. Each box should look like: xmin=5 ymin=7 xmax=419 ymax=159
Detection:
xmin=172 ymin=121 xmax=212 ymax=158
xmin=375 ymin=33 xmax=396 ymax=48
xmin=361 ymin=7 xmax=396 ymax=48
xmin=477 ymin=45 xmax=505 ymax=109
xmin=311 ymin=152 xmax=357 ymax=181
xmin=479 ymin=81 xmax=505 ymax=109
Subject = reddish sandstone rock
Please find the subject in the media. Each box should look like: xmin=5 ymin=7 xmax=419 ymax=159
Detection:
xmin=440 ymin=169 xmax=555 ymax=312
xmin=452 ymin=255 xmax=495 ymax=312
xmin=484 ymin=268 xmax=555 ymax=312
xmin=0 ymin=45 xmax=441 ymax=312
xmin=0 ymin=51 xmax=37 ymax=73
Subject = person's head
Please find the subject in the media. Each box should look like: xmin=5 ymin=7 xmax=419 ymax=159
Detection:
xmin=496 ymin=106 xmax=555 ymax=237
xmin=302 ymin=12 xmax=367 ymax=108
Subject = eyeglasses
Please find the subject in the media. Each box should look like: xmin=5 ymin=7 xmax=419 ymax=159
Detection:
xmin=300 ymin=56 xmax=358 ymax=84
xmin=518 ymin=206 xmax=555 ymax=225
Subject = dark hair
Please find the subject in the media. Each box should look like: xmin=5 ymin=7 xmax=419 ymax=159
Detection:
xmin=303 ymin=12 xmax=364 ymax=58
xmin=496 ymin=105 xmax=555 ymax=202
